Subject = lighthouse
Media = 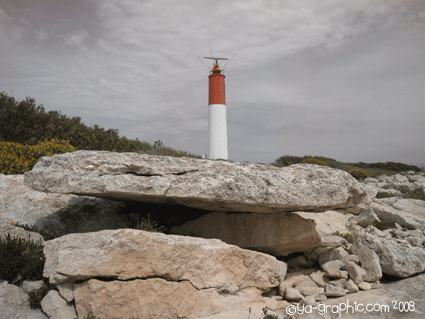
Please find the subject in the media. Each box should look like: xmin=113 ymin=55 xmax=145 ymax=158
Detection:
xmin=205 ymin=56 xmax=228 ymax=160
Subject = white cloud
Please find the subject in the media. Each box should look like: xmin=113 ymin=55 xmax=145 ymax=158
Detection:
xmin=0 ymin=7 xmax=26 ymax=44
xmin=36 ymin=30 xmax=48 ymax=42
xmin=61 ymin=29 xmax=90 ymax=48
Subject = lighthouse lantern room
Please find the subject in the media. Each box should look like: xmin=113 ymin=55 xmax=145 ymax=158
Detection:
xmin=204 ymin=56 xmax=228 ymax=160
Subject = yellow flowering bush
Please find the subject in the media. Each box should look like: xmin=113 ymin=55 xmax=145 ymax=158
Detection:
xmin=0 ymin=139 xmax=75 ymax=175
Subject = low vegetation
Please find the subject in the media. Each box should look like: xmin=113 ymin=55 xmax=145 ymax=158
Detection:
xmin=0 ymin=91 xmax=200 ymax=176
xmin=0 ymin=139 xmax=75 ymax=174
xmin=273 ymin=155 xmax=421 ymax=178
xmin=119 ymin=214 xmax=167 ymax=233
xmin=347 ymin=168 xmax=369 ymax=181
xmin=0 ymin=234 xmax=45 ymax=285
xmin=332 ymin=230 xmax=356 ymax=244
xmin=12 ymin=222 xmax=58 ymax=241
xmin=403 ymin=188 xmax=425 ymax=201
xmin=300 ymin=157 xmax=326 ymax=166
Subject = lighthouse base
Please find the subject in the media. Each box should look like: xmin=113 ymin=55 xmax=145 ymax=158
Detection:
xmin=208 ymin=104 xmax=228 ymax=160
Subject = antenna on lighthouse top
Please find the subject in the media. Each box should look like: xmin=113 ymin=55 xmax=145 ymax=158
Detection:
xmin=204 ymin=57 xmax=229 ymax=73
xmin=204 ymin=57 xmax=229 ymax=60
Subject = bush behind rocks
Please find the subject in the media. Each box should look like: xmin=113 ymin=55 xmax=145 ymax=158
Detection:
xmin=0 ymin=234 xmax=45 ymax=284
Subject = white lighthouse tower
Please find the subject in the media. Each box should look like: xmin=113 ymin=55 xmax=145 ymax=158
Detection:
xmin=204 ymin=56 xmax=228 ymax=160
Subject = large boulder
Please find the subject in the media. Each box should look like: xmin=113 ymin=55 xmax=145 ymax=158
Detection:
xmin=0 ymin=174 xmax=75 ymax=226
xmin=73 ymin=279 xmax=276 ymax=319
xmin=357 ymin=233 xmax=425 ymax=277
xmin=43 ymin=229 xmax=286 ymax=319
xmin=171 ymin=210 xmax=349 ymax=256
xmin=371 ymin=198 xmax=425 ymax=231
xmin=0 ymin=173 xmax=132 ymax=238
xmin=43 ymin=229 xmax=287 ymax=290
xmin=0 ymin=281 xmax=48 ymax=319
xmin=24 ymin=151 xmax=369 ymax=214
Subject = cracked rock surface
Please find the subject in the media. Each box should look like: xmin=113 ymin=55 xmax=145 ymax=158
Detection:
xmin=43 ymin=229 xmax=287 ymax=290
xmin=24 ymin=150 xmax=369 ymax=213
xmin=43 ymin=229 xmax=286 ymax=319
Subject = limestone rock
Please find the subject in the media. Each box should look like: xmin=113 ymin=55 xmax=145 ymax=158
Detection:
xmin=309 ymin=270 xmax=330 ymax=287
xmin=345 ymin=279 xmax=360 ymax=293
xmin=0 ymin=219 xmax=44 ymax=243
xmin=345 ymin=261 xmax=367 ymax=285
xmin=57 ymin=282 xmax=74 ymax=302
xmin=349 ymin=243 xmax=382 ymax=282
xmin=0 ymin=174 xmax=129 ymax=239
xmin=319 ymin=235 xmax=349 ymax=247
xmin=324 ymin=284 xmax=346 ymax=297
xmin=74 ymin=278 xmax=274 ymax=319
xmin=303 ymin=295 xmax=317 ymax=306
xmin=295 ymin=210 xmax=349 ymax=237
xmin=357 ymin=233 xmax=425 ymax=277
xmin=43 ymin=229 xmax=287 ymax=293
xmin=294 ymin=279 xmax=318 ymax=289
xmin=287 ymin=255 xmax=314 ymax=268
xmin=325 ymin=269 xmax=348 ymax=279
xmin=24 ymin=151 xmax=369 ymax=213
xmin=40 ymin=290 xmax=77 ymax=319
xmin=171 ymin=210 xmax=351 ymax=256
xmin=321 ymin=260 xmax=345 ymax=272
xmin=0 ymin=174 xmax=74 ymax=226
xmin=0 ymin=281 xmax=48 ymax=319
xmin=343 ymin=254 xmax=360 ymax=263
xmin=297 ymin=286 xmax=324 ymax=297
xmin=284 ymin=287 xmax=304 ymax=301
xmin=171 ymin=211 xmax=321 ymax=256
xmin=357 ymin=281 xmax=372 ymax=291
xmin=353 ymin=207 xmax=380 ymax=227
xmin=328 ymin=279 xmax=359 ymax=294
xmin=371 ymin=198 xmax=425 ymax=231
xmin=21 ymin=280 xmax=45 ymax=295
xmin=316 ymin=273 xmax=425 ymax=319
xmin=319 ymin=247 xmax=346 ymax=265
xmin=278 ymin=273 xmax=311 ymax=296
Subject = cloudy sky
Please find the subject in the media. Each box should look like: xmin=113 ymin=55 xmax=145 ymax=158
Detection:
xmin=1 ymin=1 xmax=424 ymax=166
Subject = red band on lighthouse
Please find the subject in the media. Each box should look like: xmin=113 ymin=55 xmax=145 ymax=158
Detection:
xmin=208 ymin=63 xmax=226 ymax=105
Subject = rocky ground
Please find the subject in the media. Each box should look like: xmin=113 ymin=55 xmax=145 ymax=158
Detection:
xmin=0 ymin=152 xmax=424 ymax=319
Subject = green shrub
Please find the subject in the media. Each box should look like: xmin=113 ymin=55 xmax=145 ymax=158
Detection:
xmin=12 ymin=222 xmax=58 ymax=241
xmin=354 ymin=161 xmax=421 ymax=173
xmin=332 ymin=231 xmax=356 ymax=244
xmin=0 ymin=139 xmax=75 ymax=174
xmin=0 ymin=234 xmax=45 ymax=284
xmin=403 ymin=188 xmax=425 ymax=201
xmin=140 ymin=140 xmax=201 ymax=158
xmin=372 ymin=220 xmax=395 ymax=231
xmin=300 ymin=158 xmax=326 ymax=166
xmin=0 ymin=92 xmax=202 ymax=156
xmin=348 ymin=169 xmax=369 ymax=181
xmin=121 ymin=214 xmax=167 ymax=233
xmin=376 ymin=192 xmax=397 ymax=199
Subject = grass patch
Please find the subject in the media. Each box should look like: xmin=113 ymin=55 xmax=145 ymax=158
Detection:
xmin=372 ymin=220 xmax=396 ymax=231
xmin=375 ymin=192 xmax=397 ymax=199
xmin=272 ymin=155 xmax=421 ymax=178
xmin=403 ymin=188 xmax=425 ymax=201
xmin=12 ymin=222 xmax=58 ymax=241
xmin=332 ymin=231 xmax=356 ymax=244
